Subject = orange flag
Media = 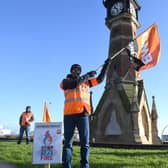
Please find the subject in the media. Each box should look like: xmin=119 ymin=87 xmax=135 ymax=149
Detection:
xmin=136 ymin=23 xmax=161 ymax=71
xmin=43 ymin=102 xmax=52 ymax=122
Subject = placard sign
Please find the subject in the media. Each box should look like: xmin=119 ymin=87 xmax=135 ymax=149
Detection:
xmin=32 ymin=122 xmax=62 ymax=164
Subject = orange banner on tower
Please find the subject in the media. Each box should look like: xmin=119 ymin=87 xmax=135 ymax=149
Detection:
xmin=136 ymin=23 xmax=160 ymax=71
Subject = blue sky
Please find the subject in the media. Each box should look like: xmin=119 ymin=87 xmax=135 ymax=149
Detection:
xmin=0 ymin=0 xmax=167 ymax=136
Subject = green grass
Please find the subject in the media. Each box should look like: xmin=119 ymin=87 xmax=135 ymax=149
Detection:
xmin=0 ymin=141 xmax=168 ymax=167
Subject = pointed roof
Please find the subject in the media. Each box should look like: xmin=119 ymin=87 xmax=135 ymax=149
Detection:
xmin=151 ymin=96 xmax=158 ymax=120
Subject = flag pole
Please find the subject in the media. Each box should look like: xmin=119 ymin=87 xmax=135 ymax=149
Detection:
xmin=95 ymin=37 xmax=138 ymax=72
xmin=95 ymin=47 xmax=126 ymax=72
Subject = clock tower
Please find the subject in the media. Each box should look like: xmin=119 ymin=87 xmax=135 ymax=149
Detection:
xmin=90 ymin=0 xmax=160 ymax=144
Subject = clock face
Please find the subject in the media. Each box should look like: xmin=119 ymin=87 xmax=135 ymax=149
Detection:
xmin=111 ymin=2 xmax=124 ymax=16
xmin=130 ymin=2 xmax=136 ymax=18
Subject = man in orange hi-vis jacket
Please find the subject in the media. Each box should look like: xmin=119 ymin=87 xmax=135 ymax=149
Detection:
xmin=60 ymin=59 xmax=109 ymax=168
xmin=17 ymin=106 xmax=34 ymax=144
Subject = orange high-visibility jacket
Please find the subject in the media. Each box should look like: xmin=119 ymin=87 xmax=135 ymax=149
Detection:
xmin=20 ymin=112 xmax=33 ymax=126
xmin=60 ymin=78 xmax=98 ymax=115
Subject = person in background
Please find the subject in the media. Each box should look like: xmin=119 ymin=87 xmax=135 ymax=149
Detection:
xmin=60 ymin=59 xmax=109 ymax=168
xmin=17 ymin=106 xmax=34 ymax=144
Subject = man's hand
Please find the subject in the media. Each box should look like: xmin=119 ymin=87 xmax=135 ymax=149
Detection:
xmin=87 ymin=71 xmax=97 ymax=78
xmin=77 ymin=71 xmax=96 ymax=84
xmin=104 ymin=58 xmax=110 ymax=64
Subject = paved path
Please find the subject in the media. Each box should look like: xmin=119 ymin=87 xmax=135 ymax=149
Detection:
xmin=0 ymin=162 xmax=17 ymax=168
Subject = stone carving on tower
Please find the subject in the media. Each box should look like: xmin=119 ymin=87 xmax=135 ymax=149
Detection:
xmin=90 ymin=0 xmax=161 ymax=144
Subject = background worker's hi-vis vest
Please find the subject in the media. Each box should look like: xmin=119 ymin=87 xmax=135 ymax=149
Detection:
xmin=62 ymin=78 xmax=98 ymax=115
xmin=21 ymin=112 xmax=33 ymax=126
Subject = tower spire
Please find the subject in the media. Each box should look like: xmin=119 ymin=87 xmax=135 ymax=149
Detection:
xmin=151 ymin=96 xmax=161 ymax=144
xmin=151 ymin=96 xmax=158 ymax=120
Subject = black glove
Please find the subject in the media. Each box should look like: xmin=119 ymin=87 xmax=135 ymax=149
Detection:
xmin=77 ymin=71 xmax=96 ymax=85
xmin=77 ymin=74 xmax=89 ymax=84
xmin=87 ymin=71 xmax=97 ymax=78
xmin=104 ymin=58 xmax=110 ymax=64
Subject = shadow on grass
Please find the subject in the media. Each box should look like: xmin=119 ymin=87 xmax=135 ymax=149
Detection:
xmin=10 ymin=161 xmax=133 ymax=168
xmin=95 ymin=163 xmax=168 ymax=168
xmin=8 ymin=161 xmax=168 ymax=168
xmin=14 ymin=163 xmax=63 ymax=168
xmin=91 ymin=150 xmax=168 ymax=157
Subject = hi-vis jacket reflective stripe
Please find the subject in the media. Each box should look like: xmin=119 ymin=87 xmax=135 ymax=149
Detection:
xmin=60 ymin=77 xmax=98 ymax=115
xmin=21 ymin=112 xmax=33 ymax=126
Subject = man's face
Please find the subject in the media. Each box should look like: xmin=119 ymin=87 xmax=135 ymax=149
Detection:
xmin=26 ymin=108 xmax=31 ymax=112
xmin=71 ymin=67 xmax=81 ymax=77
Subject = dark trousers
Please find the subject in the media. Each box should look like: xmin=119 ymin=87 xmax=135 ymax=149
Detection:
xmin=63 ymin=114 xmax=90 ymax=168
xmin=17 ymin=125 xmax=30 ymax=144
